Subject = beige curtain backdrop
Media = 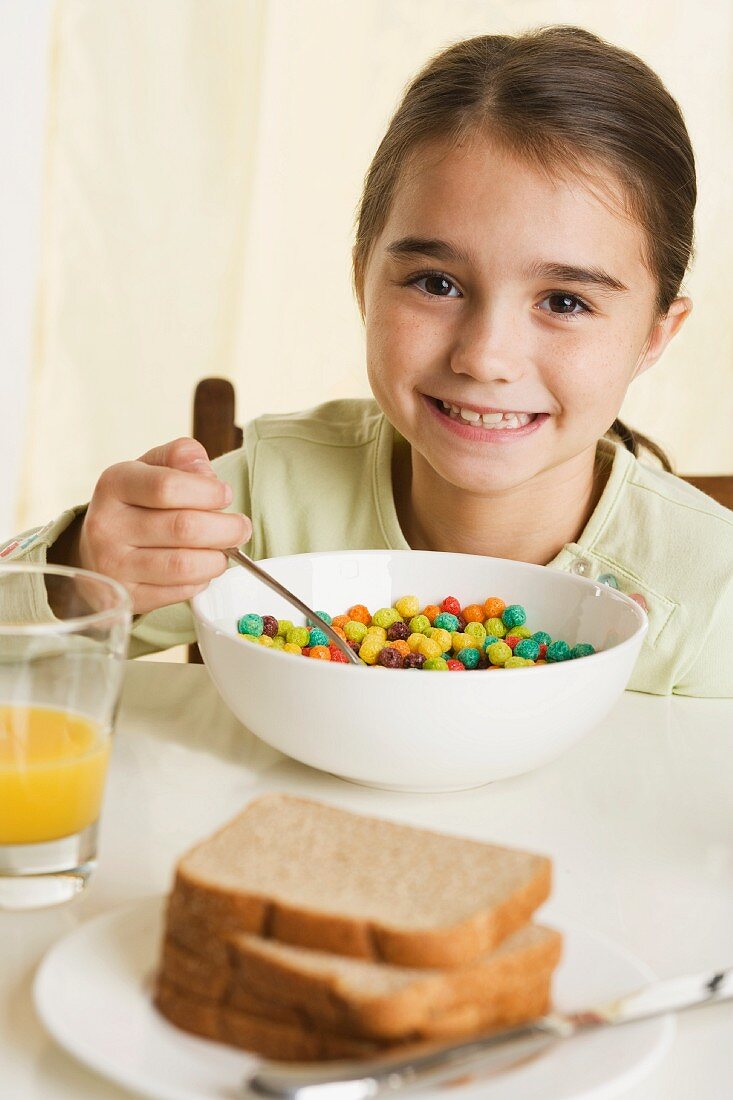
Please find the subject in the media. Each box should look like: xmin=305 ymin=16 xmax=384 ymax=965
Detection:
xmin=19 ymin=0 xmax=733 ymax=529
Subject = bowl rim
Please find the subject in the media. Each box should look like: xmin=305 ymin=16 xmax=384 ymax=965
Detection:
xmin=192 ymin=549 xmax=648 ymax=676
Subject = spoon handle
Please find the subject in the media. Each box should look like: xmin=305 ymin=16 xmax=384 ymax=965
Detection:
xmin=224 ymin=547 xmax=362 ymax=665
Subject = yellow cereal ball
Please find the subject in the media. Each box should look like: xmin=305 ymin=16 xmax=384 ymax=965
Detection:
xmin=511 ymin=625 xmax=532 ymax=639
xmin=240 ymin=633 xmax=259 ymax=644
xmin=417 ymin=636 xmax=442 ymax=660
xmin=484 ymin=617 xmax=507 ymax=638
xmin=464 ymin=621 xmax=487 ymax=643
xmin=504 ymin=656 xmax=526 ymax=668
xmin=344 ymin=620 xmax=368 ymax=643
xmin=271 ymin=636 xmax=285 ymax=649
xmin=257 ymin=634 xmax=274 ymax=647
xmin=372 ymin=607 xmax=402 ymax=629
xmin=451 ymin=632 xmax=473 ymax=652
xmin=359 ymin=638 xmax=384 ymax=665
xmin=487 ymin=640 xmax=512 ymax=666
xmin=394 ymin=595 xmax=420 ymax=619
xmin=365 ymin=625 xmax=387 ymax=642
xmin=283 ymin=642 xmax=302 ymax=655
xmin=407 ymin=632 xmax=425 ymax=653
xmin=428 ymin=627 xmax=452 ymax=653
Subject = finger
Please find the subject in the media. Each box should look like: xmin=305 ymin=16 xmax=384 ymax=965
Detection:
xmin=107 ymin=461 xmax=232 ymax=511
xmin=125 ymin=507 xmax=251 ymax=549
xmin=138 ymin=437 xmax=218 ymax=478
xmin=118 ymin=547 xmax=228 ymax=587
xmin=129 ymin=581 xmax=211 ymax=616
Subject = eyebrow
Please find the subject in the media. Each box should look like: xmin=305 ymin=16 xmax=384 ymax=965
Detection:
xmin=385 ymin=236 xmax=628 ymax=293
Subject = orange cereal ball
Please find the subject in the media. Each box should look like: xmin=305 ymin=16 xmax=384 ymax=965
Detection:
xmin=462 ymin=604 xmax=485 ymax=624
xmin=331 ymin=614 xmax=350 ymax=631
xmin=394 ymin=595 xmax=420 ymax=619
xmin=483 ymin=597 xmax=506 ymax=618
xmin=348 ymin=604 xmax=371 ymax=625
xmin=389 ymin=639 xmax=410 ymax=658
xmin=422 ymin=604 xmax=441 ymax=624
xmin=330 ymin=625 xmax=347 ymax=640
xmin=308 ymin=645 xmax=331 ymax=660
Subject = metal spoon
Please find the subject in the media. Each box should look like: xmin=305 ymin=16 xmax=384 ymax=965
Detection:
xmin=242 ymin=965 xmax=733 ymax=1098
xmin=224 ymin=547 xmax=362 ymax=665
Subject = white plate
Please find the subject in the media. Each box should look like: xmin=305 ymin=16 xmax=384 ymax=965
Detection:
xmin=34 ymin=897 xmax=673 ymax=1100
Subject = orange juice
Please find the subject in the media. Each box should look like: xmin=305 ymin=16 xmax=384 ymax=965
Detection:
xmin=0 ymin=705 xmax=110 ymax=844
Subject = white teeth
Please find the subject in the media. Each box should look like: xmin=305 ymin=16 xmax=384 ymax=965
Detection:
xmin=481 ymin=412 xmax=504 ymax=425
xmin=459 ymin=407 xmax=481 ymax=422
xmin=440 ymin=401 xmax=536 ymax=430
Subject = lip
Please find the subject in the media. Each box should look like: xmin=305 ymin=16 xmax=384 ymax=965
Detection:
xmin=422 ymin=394 xmax=550 ymax=443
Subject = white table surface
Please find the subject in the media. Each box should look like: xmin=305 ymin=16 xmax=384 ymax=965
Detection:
xmin=2 ymin=660 xmax=732 ymax=1100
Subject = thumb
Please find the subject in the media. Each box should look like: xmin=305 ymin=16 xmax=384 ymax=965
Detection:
xmin=139 ymin=437 xmax=218 ymax=478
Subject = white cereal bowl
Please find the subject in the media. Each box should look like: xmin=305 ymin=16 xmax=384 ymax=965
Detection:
xmin=192 ymin=550 xmax=647 ymax=792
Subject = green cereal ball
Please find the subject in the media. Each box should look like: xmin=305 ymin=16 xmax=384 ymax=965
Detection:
xmin=277 ymin=619 xmax=293 ymax=638
xmin=465 ymin=621 xmax=487 ymax=643
xmin=308 ymin=610 xmax=332 ymax=627
xmin=433 ymin=612 xmax=459 ymax=632
xmin=271 ymin=636 xmax=285 ymax=649
xmin=532 ymin=631 xmax=552 ymax=646
xmin=456 ymin=647 xmax=480 ymax=669
xmin=344 ymin=620 xmax=368 ymax=643
xmin=238 ymin=613 xmax=263 ymax=636
xmin=308 ymin=628 xmax=329 ymax=648
xmin=504 ymin=656 xmax=527 ymax=668
xmin=484 ymin=617 xmax=506 ymax=638
xmin=286 ymin=626 xmax=310 ymax=648
xmin=487 ymin=640 xmax=512 ymax=666
xmin=515 ymin=638 xmax=540 ymax=661
xmin=546 ymin=640 xmax=572 ymax=663
xmin=511 ymin=625 xmax=532 ymax=639
xmin=502 ymin=604 xmax=527 ymax=629
xmin=423 ymin=657 xmax=449 ymax=670
xmin=409 ymin=614 xmax=432 ymax=636
xmin=571 ymin=642 xmax=596 ymax=659
xmin=372 ymin=607 xmax=401 ymax=629
xmin=240 ymin=633 xmax=259 ymax=644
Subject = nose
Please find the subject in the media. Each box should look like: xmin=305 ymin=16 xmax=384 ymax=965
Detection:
xmin=449 ymin=301 xmax=527 ymax=384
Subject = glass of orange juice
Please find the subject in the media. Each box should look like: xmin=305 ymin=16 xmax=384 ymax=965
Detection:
xmin=0 ymin=562 xmax=131 ymax=908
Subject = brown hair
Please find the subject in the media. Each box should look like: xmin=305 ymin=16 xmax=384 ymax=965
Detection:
xmin=352 ymin=26 xmax=696 ymax=473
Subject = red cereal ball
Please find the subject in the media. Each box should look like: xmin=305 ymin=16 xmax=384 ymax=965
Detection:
xmin=328 ymin=644 xmax=349 ymax=663
xmin=348 ymin=604 xmax=371 ymax=625
xmin=261 ymin=615 xmax=279 ymax=637
xmin=377 ymin=646 xmax=403 ymax=668
xmin=539 ymin=643 xmax=548 ymax=659
xmin=505 ymin=635 xmax=520 ymax=651
xmin=441 ymin=596 xmax=461 ymax=617
xmin=386 ymin=621 xmax=410 ymax=642
xmin=462 ymin=604 xmax=484 ymax=623
xmin=422 ymin=604 xmax=441 ymax=625
xmin=301 ymin=646 xmax=311 ymax=657
xmin=309 ymin=645 xmax=331 ymax=660
xmin=446 ymin=659 xmax=465 ymax=671
xmin=403 ymin=652 xmax=426 ymax=669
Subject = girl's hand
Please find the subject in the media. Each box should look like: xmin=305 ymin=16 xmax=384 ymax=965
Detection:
xmin=75 ymin=438 xmax=250 ymax=614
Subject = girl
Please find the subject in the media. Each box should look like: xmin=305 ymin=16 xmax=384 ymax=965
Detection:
xmin=8 ymin=26 xmax=733 ymax=695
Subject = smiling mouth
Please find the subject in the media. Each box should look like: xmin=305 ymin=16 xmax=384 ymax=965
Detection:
xmin=431 ymin=397 xmax=541 ymax=430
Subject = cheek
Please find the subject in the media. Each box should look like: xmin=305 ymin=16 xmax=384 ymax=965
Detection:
xmin=366 ymin=298 xmax=436 ymax=384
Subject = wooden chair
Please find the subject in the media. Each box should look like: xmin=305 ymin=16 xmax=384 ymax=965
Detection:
xmin=188 ymin=377 xmax=733 ymax=660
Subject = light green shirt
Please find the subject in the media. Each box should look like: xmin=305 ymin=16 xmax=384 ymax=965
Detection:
xmin=4 ymin=399 xmax=732 ymax=696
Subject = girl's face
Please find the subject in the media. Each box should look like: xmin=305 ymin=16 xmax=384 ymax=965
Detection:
xmin=361 ymin=137 xmax=689 ymax=494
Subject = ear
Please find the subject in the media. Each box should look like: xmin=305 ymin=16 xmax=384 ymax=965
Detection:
xmin=634 ymin=297 xmax=693 ymax=379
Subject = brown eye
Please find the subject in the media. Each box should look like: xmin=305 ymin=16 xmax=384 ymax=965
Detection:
xmin=411 ymin=274 xmax=460 ymax=298
xmin=541 ymin=293 xmax=588 ymax=316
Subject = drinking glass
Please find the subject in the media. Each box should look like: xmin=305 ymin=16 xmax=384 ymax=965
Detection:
xmin=0 ymin=563 xmax=131 ymax=908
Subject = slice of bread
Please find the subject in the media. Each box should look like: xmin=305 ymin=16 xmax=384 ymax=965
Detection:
xmin=169 ymin=793 xmax=551 ymax=967
xmin=155 ymin=974 xmax=552 ymax=1061
xmin=158 ymin=923 xmax=561 ymax=1040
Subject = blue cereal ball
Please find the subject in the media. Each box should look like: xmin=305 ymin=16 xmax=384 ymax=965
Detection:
xmin=238 ymin=613 xmax=264 ymax=637
xmin=571 ymin=642 xmax=596 ymax=659
xmin=515 ymin=638 xmax=540 ymax=661
xmin=456 ymin=647 xmax=480 ymax=669
xmin=531 ymin=630 xmax=552 ymax=646
xmin=308 ymin=610 xmax=333 ymax=627
xmin=308 ymin=628 xmax=330 ymax=648
xmin=502 ymin=604 xmax=527 ymax=629
xmin=546 ymin=640 xmax=571 ymax=662
xmin=433 ymin=611 xmax=459 ymax=633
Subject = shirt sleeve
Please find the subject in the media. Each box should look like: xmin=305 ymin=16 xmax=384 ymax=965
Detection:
xmin=673 ymin=574 xmax=733 ymax=698
xmin=0 ymin=445 xmax=253 ymax=659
